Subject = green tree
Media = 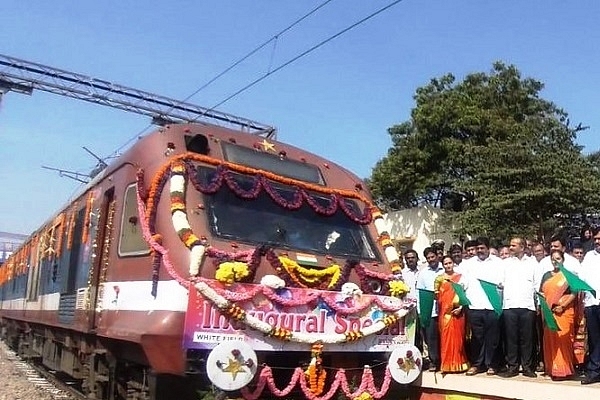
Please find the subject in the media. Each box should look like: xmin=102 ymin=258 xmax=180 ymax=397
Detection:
xmin=369 ymin=62 xmax=600 ymax=240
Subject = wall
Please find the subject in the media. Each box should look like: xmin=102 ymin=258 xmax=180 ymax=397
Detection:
xmin=382 ymin=205 xmax=458 ymax=257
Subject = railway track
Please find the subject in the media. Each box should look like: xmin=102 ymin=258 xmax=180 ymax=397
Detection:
xmin=0 ymin=340 xmax=82 ymax=400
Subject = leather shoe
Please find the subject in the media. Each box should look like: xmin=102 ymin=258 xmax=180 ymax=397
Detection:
xmin=581 ymin=375 xmax=600 ymax=385
xmin=500 ymin=369 xmax=518 ymax=378
xmin=522 ymin=370 xmax=537 ymax=378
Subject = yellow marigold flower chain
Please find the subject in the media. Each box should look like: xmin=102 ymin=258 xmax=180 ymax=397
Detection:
xmin=382 ymin=314 xmax=399 ymax=327
xmin=225 ymin=304 xmax=246 ymax=320
xmin=389 ymin=280 xmax=410 ymax=297
xmin=215 ymin=262 xmax=250 ymax=284
xmin=278 ymin=256 xmax=342 ymax=289
xmin=268 ymin=326 xmax=293 ymax=341
xmin=344 ymin=331 xmax=364 ymax=341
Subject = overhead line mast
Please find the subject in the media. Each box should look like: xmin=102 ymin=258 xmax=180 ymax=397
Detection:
xmin=0 ymin=53 xmax=275 ymax=137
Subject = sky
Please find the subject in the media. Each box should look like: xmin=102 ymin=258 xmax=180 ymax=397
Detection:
xmin=1 ymin=0 xmax=600 ymax=235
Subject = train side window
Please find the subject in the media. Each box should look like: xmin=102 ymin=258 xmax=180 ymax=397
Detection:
xmin=118 ymin=184 xmax=150 ymax=256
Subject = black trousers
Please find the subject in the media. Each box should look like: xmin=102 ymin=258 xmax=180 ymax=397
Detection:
xmin=422 ymin=316 xmax=440 ymax=368
xmin=503 ymin=308 xmax=536 ymax=372
xmin=585 ymin=305 xmax=600 ymax=379
xmin=467 ymin=309 xmax=501 ymax=370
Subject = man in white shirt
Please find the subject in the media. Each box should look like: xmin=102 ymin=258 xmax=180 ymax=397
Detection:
xmin=402 ymin=249 xmax=422 ymax=355
xmin=580 ymin=227 xmax=600 ymax=385
xmin=402 ymin=249 xmax=420 ymax=300
xmin=461 ymin=237 xmax=505 ymax=376
xmin=416 ymin=246 xmax=444 ymax=371
xmin=464 ymin=239 xmax=478 ymax=260
xmin=500 ymin=237 xmax=541 ymax=378
xmin=538 ymin=235 xmax=581 ymax=275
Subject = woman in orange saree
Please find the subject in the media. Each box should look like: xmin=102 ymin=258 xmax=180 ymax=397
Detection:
xmin=540 ymin=250 xmax=576 ymax=380
xmin=436 ymin=255 xmax=469 ymax=373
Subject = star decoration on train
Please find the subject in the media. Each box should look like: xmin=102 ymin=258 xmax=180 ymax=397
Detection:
xmin=221 ymin=357 xmax=246 ymax=380
xmin=260 ymin=139 xmax=276 ymax=152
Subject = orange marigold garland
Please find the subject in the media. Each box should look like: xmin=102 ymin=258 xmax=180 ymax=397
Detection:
xmin=66 ymin=203 xmax=78 ymax=250
xmin=81 ymin=191 xmax=95 ymax=245
xmin=150 ymin=233 xmax=163 ymax=298
xmin=267 ymin=326 xmax=293 ymax=341
xmin=54 ymin=213 xmax=65 ymax=258
xmin=306 ymin=342 xmax=327 ymax=396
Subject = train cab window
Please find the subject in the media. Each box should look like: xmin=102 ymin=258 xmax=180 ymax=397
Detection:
xmin=118 ymin=184 xmax=150 ymax=256
xmin=221 ymin=142 xmax=324 ymax=184
xmin=199 ymin=168 xmax=379 ymax=261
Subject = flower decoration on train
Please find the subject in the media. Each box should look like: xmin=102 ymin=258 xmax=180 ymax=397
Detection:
xmin=240 ymin=364 xmax=393 ymax=400
xmin=354 ymin=263 xmax=394 ymax=295
xmin=190 ymin=279 xmax=410 ymax=346
xmin=306 ymin=342 xmax=326 ymax=396
xmin=215 ymin=262 xmax=250 ymax=285
xmin=354 ymin=393 xmax=374 ymax=400
xmin=388 ymin=280 xmax=410 ymax=298
xmin=149 ymin=154 xmax=376 ymax=279
xmin=260 ymin=274 xmax=286 ymax=289
xmin=377 ymin=232 xmax=403 ymax=274
xmin=275 ymin=255 xmax=342 ymax=290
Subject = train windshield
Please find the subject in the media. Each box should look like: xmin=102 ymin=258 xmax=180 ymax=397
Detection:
xmin=198 ymin=167 xmax=379 ymax=260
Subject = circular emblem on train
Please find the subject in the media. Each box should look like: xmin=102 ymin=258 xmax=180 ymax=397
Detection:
xmin=206 ymin=341 xmax=258 ymax=390
xmin=388 ymin=344 xmax=422 ymax=384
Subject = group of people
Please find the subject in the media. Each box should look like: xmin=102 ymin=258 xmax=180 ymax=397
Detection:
xmin=400 ymin=229 xmax=600 ymax=385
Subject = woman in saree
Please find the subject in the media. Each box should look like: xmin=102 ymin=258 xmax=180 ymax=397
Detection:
xmin=436 ymin=255 xmax=469 ymax=373
xmin=540 ymin=249 xmax=576 ymax=380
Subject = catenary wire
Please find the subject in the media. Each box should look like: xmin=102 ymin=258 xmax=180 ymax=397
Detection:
xmin=198 ymin=0 xmax=405 ymax=119
xmin=112 ymin=0 xmax=335 ymax=157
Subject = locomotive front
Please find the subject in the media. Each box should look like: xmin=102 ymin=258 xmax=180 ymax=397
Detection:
xmin=136 ymin=124 xmax=418 ymax=399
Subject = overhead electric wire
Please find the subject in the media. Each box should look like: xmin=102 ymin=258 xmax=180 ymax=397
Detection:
xmin=201 ymin=0 xmax=405 ymax=116
xmin=112 ymin=0 xmax=404 ymax=158
xmin=182 ymin=0 xmax=336 ymax=102
xmin=112 ymin=0 xmax=335 ymax=156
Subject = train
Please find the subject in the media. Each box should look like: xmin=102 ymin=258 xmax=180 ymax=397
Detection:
xmin=0 ymin=121 xmax=417 ymax=400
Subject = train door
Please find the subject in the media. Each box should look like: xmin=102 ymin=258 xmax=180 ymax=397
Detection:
xmin=26 ymin=235 xmax=42 ymax=302
xmin=87 ymin=187 xmax=115 ymax=331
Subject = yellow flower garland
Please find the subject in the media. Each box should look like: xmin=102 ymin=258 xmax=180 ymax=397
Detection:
xmin=278 ymin=256 xmax=342 ymax=289
xmin=215 ymin=261 xmax=250 ymax=285
xmin=389 ymin=280 xmax=410 ymax=297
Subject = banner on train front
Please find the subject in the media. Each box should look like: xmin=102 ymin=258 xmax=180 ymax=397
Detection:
xmin=183 ymin=281 xmax=416 ymax=352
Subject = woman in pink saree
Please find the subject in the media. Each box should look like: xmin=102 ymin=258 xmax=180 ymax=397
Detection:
xmin=540 ymin=249 xmax=576 ymax=379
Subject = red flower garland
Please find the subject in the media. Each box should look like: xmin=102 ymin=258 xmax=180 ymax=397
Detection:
xmin=240 ymin=364 xmax=393 ymax=400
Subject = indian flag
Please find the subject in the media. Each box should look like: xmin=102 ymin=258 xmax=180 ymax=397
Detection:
xmin=296 ymin=252 xmax=318 ymax=266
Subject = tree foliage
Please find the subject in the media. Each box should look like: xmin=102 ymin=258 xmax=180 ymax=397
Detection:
xmin=369 ymin=62 xmax=600 ymax=240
